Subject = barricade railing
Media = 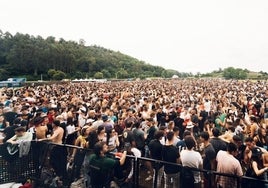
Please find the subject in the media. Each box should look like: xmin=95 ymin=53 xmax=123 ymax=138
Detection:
xmin=0 ymin=142 xmax=268 ymax=188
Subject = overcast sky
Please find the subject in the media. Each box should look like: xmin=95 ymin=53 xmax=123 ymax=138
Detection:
xmin=1 ymin=0 xmax=268 ymax=73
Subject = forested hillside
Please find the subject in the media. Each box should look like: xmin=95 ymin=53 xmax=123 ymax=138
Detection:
xmin=0 ymin=30 xmax=183 ymax=81
xmin=1 ymin=30 xmax=267 ymax=81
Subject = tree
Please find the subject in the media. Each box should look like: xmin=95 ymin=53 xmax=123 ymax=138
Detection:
xmin=223 ymin=67 xmax=247 ymax=79
xmin=52 ymin=70 xmax=66 ymax=80
xmin=94 ymin=72 xmax=103 ymax=79
xmin=48 ymin=69 xmax=57 ymax=79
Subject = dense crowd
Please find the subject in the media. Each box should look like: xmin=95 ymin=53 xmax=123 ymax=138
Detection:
xmin=0 ymin=78 xmax=267 ymax=188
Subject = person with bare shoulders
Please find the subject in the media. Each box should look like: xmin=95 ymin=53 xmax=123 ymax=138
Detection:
xmin=32 ymin=116 xmax=47 ymax=139
xmin=31 ymin=116 xmax=48 ymax=173
xmin=39 ymin=119 xmax=64 ymax=144
xmin=39 ymin=120 xmax=67 ymax=185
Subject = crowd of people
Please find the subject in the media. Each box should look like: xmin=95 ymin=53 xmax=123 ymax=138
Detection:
xmin=0 ymin=78 xmax=267 ymax=188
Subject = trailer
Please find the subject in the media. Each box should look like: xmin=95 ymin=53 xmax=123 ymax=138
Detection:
xmin=0 ymin=78 xmax=26 ymax=88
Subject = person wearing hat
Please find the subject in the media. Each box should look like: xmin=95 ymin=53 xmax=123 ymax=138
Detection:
xmin=7 ymin=126 xmax=33 ymax=145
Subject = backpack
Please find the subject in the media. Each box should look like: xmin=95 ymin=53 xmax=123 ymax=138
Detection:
xmin=180 ymin=166 xmax=195 ymax=188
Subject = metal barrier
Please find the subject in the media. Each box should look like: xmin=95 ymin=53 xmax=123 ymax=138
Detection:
xmin=0 ymin=142 xmax=268 ymax=188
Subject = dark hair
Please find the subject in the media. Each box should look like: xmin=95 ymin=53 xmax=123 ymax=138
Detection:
xmin=245 ymin=137 xmax=254 ymax=143
xmin=14 ymin=126 xmax=26 ymax=132
xmin=227 ymin=142 xmax=238 ymax=153
xmin=200 ymin=131 xmax=209 ymax=141
xmin=134 ymin=121 xmax=141 ymax=129
xmin=53 ymin=120 xmax=60 ymax=127
xmin=183 ymin=130 xmax=191 ymax=138
xmin=184 ymin=135 xmax=196 ymax=150
xmin=166 ymin=131 xmax=174 ymax=141
xmin=251 ymin=147 xmax=263 ymax=162
xmin=173 ymin=126 xmax=180 ymax=132
xmin=94 ymin=141 xmax=106 ymax=157
xmin=97 ymin=125 xmax=105 ymax=134
xmin=125 ymin=120 xmax=133 ymax=128
xmin=212 ymin=128 xmax=220 ymax=137
xmin=228 ymin=126 xmax=235 ymax=133
xmin=154 ymin=130 xmax=164 ymax=140
xmin=66 ymin=117 xmax=73 ymax=125
xmin=87 ymin=131 xmax=98 ymax=149
xmin=159 ymin=126 xmax=167 ymax=131
xmin=233 ymin=135 xmax=242 ymax=142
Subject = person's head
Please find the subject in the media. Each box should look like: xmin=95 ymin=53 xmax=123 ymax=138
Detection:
xmin=173 ymin=126 xmax=180 ymax=136
xmin=81 ymin=125 xmax=90 ymax=136
xmin=250 ymin=116 xmax=257 ymax=123
xmin=14 ymin=126 xmax=26 ymax=137
xmin=97 ymin=125 xmax=105 ymax=135
xmin=93 ymin=141 xmax=108 ymax=157
xmin=154 ymin=130 xmax=165 ymax=140
xmin=32 ymin=116 xmax=44 ymax=127
xmin=232 ymin=135 xmax=243 ymax=147
xmin=251 ymin=147 xmax=263 ymax=162
xmin=227 ymin=142 xmax=238 ymax=156
xmin=134 ymin=121 xmax=141 ymax=129
xmin=102 ymin=114 xmax=109 ymax=122
xmin=167 ymin=121 xmax=174 ymax=130
xmin=184 ymin=135 xmax=196 ymax=150
xmin=183 ymin=130 xmax=191 ymax=139
xmin=257 ymin=127 xmax=266 ymax=138
xmin=212 ymin=127 xmax=220 ymax=137
xmin=166 ymin=131 xmax=174 ymax=142
xmin=125 ymin=120 xmax=134 ymax=129
xmin=52 ymin=120 xmax=60 ymax=127
xmin=200 ymin=131 xmax=210 ymax=142
xmin=146 ymin=118 xmax=154 ymax=127
xmin=245 ymin=137 xmax=255 ymax=150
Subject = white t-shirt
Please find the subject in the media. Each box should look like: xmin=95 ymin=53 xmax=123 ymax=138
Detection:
xmin=180 ymin=149 xmax=203 ymax=183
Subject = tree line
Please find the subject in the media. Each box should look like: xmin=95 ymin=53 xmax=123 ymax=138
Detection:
xmin=0 ymin=30 xmax=267 ymax=81
xmin=0 ymin=30 xmax=188 ymax=81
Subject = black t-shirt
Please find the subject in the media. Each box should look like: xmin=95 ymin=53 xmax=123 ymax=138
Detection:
xmin=203 ymin=144 xmax=216 ymax=171
xmin=3 ymin=125 xmax=19 ymax=143
xmin=148 ymin=139 xmax=163 ymax=160
xmin=210 ymin=137 xmax=227 ymax=154
xmin=133 ymin=128 xmax=145 ymax=150
xmin=149 ymin=139 xmax=163 ymax=169
xmin=145 ymin=126 xmax=157 ymax=145
xmin=123 ymin=129 xmax=135 ymax=145
xmin=162 ymin=145 xmax=180 ymax=174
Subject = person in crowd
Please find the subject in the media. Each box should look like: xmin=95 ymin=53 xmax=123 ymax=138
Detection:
xmin=244 ymin=137 xmax=268 ymax=165
xmin=106 ymin=128 xmax=120 ymax=153
xmin=176 ymin=130 xmax=192 ymax=153
xmin=253 ymin=127 xmax=268 ymax=150
xmin=7 ymin=126 xmax=33 ymax=145
xmin=133 ymin=121 xmax=146 ymax=156
xmin=162 ymin=131 xmax=180 ymax=188
xmin=39 ymin=119 xmax=68 ymax=185
xmin=232 ymin=135 xmax=246 ymax=162
xmin=148 ymin=130 xmax=165 ymax=188
xmin=70 ymin=125 xmax=91 ymax=180
xmin=200 ymin=131 xmax=216 ymax=188
xmin=249 ymin=115 xmax=260 ymax=138
xmin=216 ymin=142 xmax=243 ymax=188
xmin=97 ymin=125 xmax=107 ymax=143
xmin=144 ymin=118 xmax=157 ymax=181
xmin=0 ymin=114 xmax=8 ymax=129
xmin=88 ymin=141 xmax=127 ymax=188
xmin=245 ymin=147 xmax=268 ymax=188
xmin=209 ymin=128 xmax=227 ymax=155
xmin=214 ymin=111 xmax=226 ymax=133
xmin=180 ymin=135 xmax=203 ymax=188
